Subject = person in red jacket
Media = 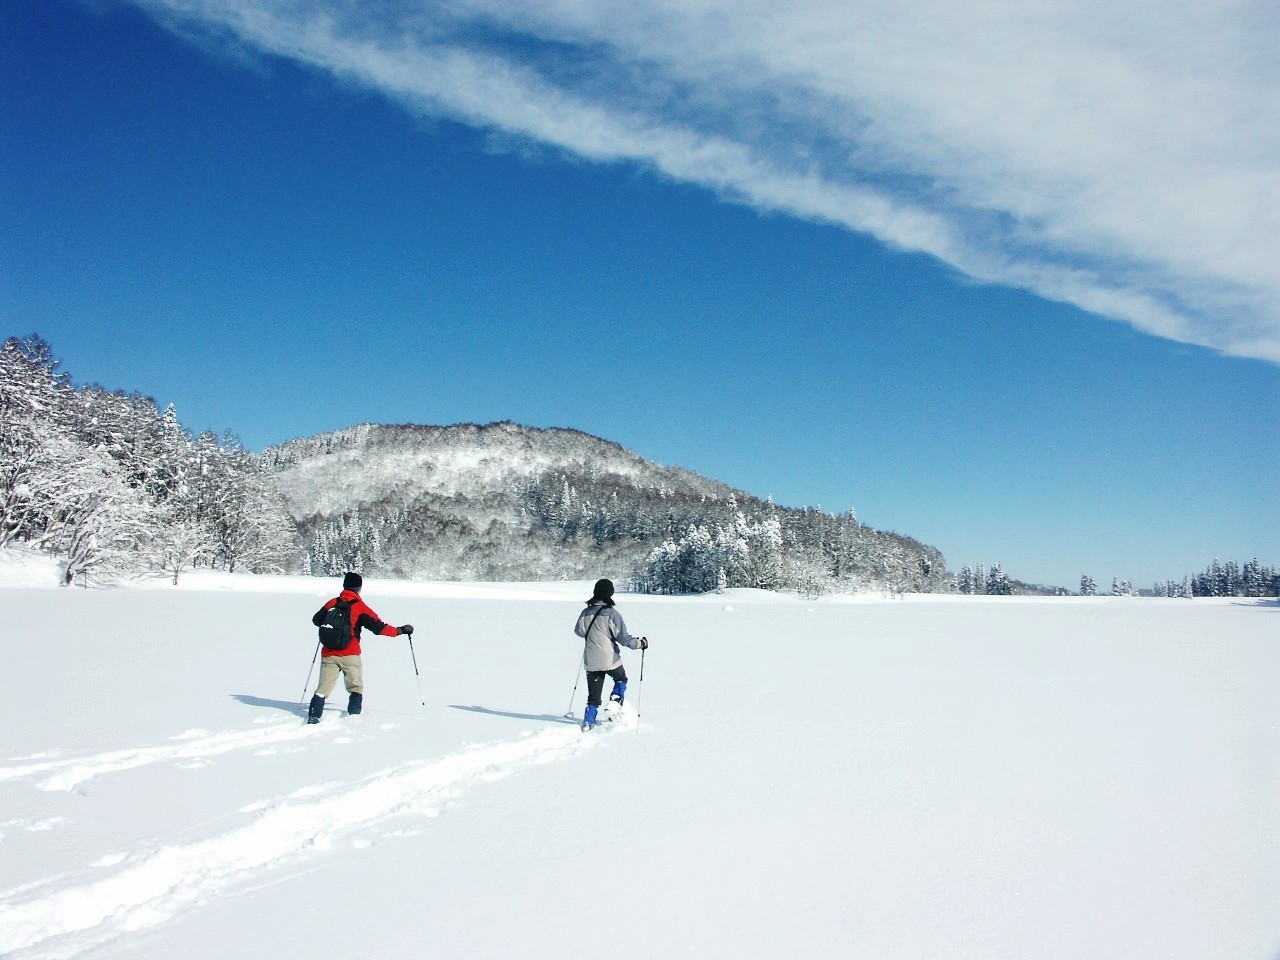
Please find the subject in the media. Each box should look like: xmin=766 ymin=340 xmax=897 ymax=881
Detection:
xmin=308 ymin=572 xmax=414 ymax=723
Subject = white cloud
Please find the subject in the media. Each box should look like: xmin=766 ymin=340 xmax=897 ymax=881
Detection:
xmin=134 ymin=0 xmax=1280 ymax=362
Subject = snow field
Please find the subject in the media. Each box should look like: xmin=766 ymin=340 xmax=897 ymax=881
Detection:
xmin=0 ymin=568 xmax=1276 ymax=959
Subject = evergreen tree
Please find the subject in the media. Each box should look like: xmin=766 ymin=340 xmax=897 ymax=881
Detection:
xmin=986 ymin=562 xmax=1011 ymax=595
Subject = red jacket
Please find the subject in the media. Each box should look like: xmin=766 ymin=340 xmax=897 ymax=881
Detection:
xmin=312 ymin=589 xmax=398 ymax=657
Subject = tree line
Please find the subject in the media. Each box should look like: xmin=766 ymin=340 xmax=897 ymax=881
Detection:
xmin=519 ymin=475 xmax=948 ymax=596
xmin=0 ymin=335 xmax=298 ymax=584
xmin=11 ymin=335 xmax=1268 ymax=598
xmin=951 ymin=563 xmax=1018 ymax=595
xmin=1151 ymin=558 xmax=1277 ymax=598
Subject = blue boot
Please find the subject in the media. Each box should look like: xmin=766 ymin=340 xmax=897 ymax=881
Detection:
xmin=307 ymin=695 xmax=325 ymax=724
xmin=347 ymin=692 xmax=363 ymax=716
xmin=609 ymin=681 xmax=628 ymax=707
xmin=582 ymin=703 xmax=599 ymax=730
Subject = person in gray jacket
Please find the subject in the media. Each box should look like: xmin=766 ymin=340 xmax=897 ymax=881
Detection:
xmin=574 ymin=578 xmax=647 ymax=729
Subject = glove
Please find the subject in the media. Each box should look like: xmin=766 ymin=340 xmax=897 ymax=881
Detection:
xmin=639 ymin=636 xmax=648 ymax=650
xmin=398 ymin=624 xmax=414 ymax=636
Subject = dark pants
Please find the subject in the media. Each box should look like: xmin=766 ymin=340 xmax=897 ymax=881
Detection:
xmin=586 ymin=666 xmax=628 ymax=706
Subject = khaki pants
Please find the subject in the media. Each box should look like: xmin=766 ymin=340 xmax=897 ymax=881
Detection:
xmin=316 ymin=655 xmax=363 ymax=697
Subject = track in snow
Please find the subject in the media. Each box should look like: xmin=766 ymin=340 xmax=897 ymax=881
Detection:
xmin=0 ymin=717 xmax=337 ymax=792
xmin=0 ymin=712 xmax=634 ymax=959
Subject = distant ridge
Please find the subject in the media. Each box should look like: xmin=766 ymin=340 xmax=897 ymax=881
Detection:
xmin=264 ymin=421 xmax=949 ymax=593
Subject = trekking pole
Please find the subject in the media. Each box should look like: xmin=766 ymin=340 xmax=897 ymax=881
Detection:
xmin=564 ymin=658 xmax=584 ymax=719
xmin=566 ymin=604 xmax=609 ymax=719
xmin=636 ymin=644 xmax=646 ymax=734
xmin=408 ymin=635 xmax=426 ymax=716
xmin=299 ymin=641 xmax=321 ymax=705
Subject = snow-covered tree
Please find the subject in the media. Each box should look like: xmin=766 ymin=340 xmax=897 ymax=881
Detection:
xmin=742 ymin=516 xmax=784 ymax=589
xmin=0 ymin=413 xmax=56 ymax=548
xmin=986 ymin=562 xmax=1011 ymax=595
xmin=206 ymin=456 xmax=298 ymax=573
xmin=1 ymin=337 xmax=302 ymax=582
xmin=1 ymin=336 xmax=76 ymax=546
xmin=151 ymin=514 xmax=217 ymax=585
xmin=36 ymin=441 xmax=153 ymax=585
xmin=1242 ymin=559 xmax=1270 ymax=598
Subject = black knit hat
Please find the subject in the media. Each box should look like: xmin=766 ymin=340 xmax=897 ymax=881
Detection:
xmin=342 ymin=571 xmax=363 ymax=592
xmin=591 ymin=578 xmax=615 ymax=602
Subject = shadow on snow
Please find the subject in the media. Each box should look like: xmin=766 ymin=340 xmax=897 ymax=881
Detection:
xmin=232 ymin=694 xmax=305 ymax=715
xmin=449 ymin=704 xmax=577 ymax=725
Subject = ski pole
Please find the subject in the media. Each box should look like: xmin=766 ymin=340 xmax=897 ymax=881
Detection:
xmin=299 ymin=641 xmax=321 ymax=705
xmin=408 ymin=635 xmax=426 ymax=715
xmin=636 ymin=644 xmax=646 ymax=734
xmin=564 ymin=657 xmax=584 ymax=719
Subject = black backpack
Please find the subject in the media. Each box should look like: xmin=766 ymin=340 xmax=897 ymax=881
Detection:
xmin=317 ymin=599 xmax=354 ymax=650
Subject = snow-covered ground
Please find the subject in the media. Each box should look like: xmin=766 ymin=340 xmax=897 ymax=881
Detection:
xmin=1 ymin=552 xmax=1276 ymax=960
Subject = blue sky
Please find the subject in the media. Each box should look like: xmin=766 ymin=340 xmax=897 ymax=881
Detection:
xmin=3 ymin=0 xmax=1277 ymax=589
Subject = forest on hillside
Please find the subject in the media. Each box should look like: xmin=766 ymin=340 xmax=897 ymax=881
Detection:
xmin=263 ymin=421 xmax=950 ymax=594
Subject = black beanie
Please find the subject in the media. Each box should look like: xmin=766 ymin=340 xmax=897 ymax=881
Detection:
xmin=342 ymin=571 xmax=363 ymax=592
xmin=592 ymin=578 xmax=615 ymax=602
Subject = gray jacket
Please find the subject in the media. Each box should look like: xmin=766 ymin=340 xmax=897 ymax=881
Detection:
xmin=575 ymin=602 xmax=641 ymax=671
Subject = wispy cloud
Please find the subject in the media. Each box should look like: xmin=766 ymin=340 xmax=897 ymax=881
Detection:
xmin=132 ymin=0 xmax=1280 ymax=362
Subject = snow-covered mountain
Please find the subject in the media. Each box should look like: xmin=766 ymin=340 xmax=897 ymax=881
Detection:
xmin=263 ymin=421 xmax=948 ymax=590
xmin=265 ymin=420 xmax=732 ymax=518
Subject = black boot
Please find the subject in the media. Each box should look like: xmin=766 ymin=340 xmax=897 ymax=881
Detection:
xmin=307 ymin=694 xmax=325 ymax=724
xmin=347 ymin=692 xmax=363 ymax=716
